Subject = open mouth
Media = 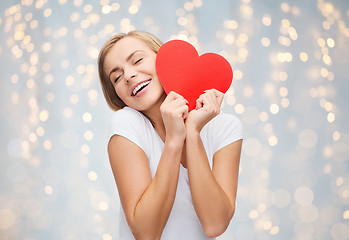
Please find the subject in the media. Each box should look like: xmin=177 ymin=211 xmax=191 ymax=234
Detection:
xmin=131 ymin=80 xmax=151 ymax=96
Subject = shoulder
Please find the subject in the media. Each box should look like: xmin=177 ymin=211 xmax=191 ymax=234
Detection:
xmin=207 ymin=111 xmax=243 ymax=131
xmin=202 ymin=111 xmax=243 ymax=154
xmin=107 ymin=107 xmax=150 ymax=146
xmin=108 ymin=107 xmax=150 ymax=134
xmin=109 ymin=106 xmax=147 ymax=125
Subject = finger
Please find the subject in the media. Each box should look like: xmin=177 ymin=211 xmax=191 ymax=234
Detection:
xmin=212 ymin=89 xmax=224 ymax=106
xmin=200 ymin=91 xmax=222 ymax=115
xmin=208 ymin=89 xmax=223 ymax=107
xmin=163 ymin=91 xmax=184 ymax=104
xmin=201 ymin=91 xmax=216 ymax=108
xmin=204 ymin=89 xmax=222 ymax=96
xmin=204 ymin=89 xmax=218 ymax=99
xmin=163 ymin=98 xmax=188 ymax=117
xmin=209 ymin=89 xmax=223 ymax=97
xmin=161 ymin=92 xmax=186 ymax=111
xmin=207 ymin=90 xmax=217 ymax=104
xmin=169 ymin=103 xmax=188 ymax=120
xmin=217 ymin=93 xmax=224 ymax=107
xmin=196 ymin=94 xmax=205 ymax=110
xmin=181 ymin=105 xmax=189 ymax=119
xmin=196 ymin=100 xmax=202 ymax=110
xmin=171 ymin=98 xmax=188 ymax=108
xmin=196 ymin=92 xmax=214 ymax=110
xmin=204 ymin=89 xmax=224 ymax=108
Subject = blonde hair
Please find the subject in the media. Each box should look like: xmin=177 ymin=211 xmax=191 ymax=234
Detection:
xmin=98 ymin=31 xmax=163 ymax=111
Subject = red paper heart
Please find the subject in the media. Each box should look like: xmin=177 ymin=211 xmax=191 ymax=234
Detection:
xmin=156 ymin=39 xmax=233 ymax=110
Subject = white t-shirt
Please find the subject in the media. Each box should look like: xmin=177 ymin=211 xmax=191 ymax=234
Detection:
xmin=108 ymin=107 xmax=243 ymax=240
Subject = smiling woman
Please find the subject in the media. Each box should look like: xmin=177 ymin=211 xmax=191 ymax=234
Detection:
xmin=98 ymin=31 xmax=162 ymax=111
xmin=97 ymin=31 xmax=243 ymax=240
xmin=102 ymin=36 xmax=166 ymax=113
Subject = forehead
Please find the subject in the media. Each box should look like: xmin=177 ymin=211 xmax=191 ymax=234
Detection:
xmin=110 ymin=37 xmax=151 ymax=60
xmin=104 ymin=36 xmax=152 ymax=73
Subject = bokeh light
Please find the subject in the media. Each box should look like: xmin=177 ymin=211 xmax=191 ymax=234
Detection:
xmin=1 ymin=0 xmax=349 ymax=239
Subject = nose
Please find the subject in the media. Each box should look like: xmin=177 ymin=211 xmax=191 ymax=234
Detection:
xmin=124 ymin=66 xmax=136 ymax=83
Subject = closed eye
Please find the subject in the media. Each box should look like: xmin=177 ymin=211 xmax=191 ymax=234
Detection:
xmin=135 ymin=58 xmax=143 ymax=64
xmin=114 ymin=75 xmax=122 ymax=83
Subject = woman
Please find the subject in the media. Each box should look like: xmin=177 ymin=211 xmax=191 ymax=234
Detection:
xmin=98 ymin=31 xmax=243 ymax=240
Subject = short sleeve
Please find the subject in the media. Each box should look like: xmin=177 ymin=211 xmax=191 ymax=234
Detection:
xmin=107 ymin=107 xmax=147 ymax=152
xmin=211 ymin=112 xmax=243 ymax=153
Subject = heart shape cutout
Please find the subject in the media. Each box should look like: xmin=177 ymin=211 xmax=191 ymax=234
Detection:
xmin=156 ymin=39 xmax=233 ymax=110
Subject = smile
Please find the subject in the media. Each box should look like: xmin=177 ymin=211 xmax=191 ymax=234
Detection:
xmin=131 ymin=80 xmax=151 ymax=96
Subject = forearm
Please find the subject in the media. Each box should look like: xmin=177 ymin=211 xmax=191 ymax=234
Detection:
xmin=186 ymin=130 xmax=234 ymax=237
xmin=131 ymin=141 xmax=182 ymax=239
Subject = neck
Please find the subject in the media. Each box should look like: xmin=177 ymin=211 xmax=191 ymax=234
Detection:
xmin=141 ymin=93 xmax=167 ymax=141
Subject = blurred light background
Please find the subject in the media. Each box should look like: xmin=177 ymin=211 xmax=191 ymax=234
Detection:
xmin=1 ymin=0 xmax=349 ymax=239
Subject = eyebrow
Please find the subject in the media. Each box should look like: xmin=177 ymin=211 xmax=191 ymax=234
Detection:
xmin=108 ymin=50 xmax=144 ymax=80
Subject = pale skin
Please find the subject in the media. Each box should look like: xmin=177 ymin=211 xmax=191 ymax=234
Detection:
xmin=104 ymin=36 xmax=242 ymax=239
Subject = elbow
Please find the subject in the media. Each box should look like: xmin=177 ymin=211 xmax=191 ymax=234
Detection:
xmin=203 ymin=222 xmax=229 ymax=238
xmin=136 ymin=236 xmax=161 ymax=240
xmin=203 ymin=207 xmax=235 ymax=238
xmin=129 ymin=222 xmax=163 ymax=240
xmin=130 ymin=224 xmax=163 ymax=240
xmin=132 ymin=231 xmax=162 ymax=240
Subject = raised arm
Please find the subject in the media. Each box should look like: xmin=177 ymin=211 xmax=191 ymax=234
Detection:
xmin=185 ymin=89 xmax=242 ymax=238
xmin=108 ymin=92 xmax=188 ymax=239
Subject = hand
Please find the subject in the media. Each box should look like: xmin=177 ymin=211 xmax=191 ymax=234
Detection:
xmin=186 ymin=89 xmax=224 ymax=132
xmin=160 ymin=91 xmax=189 ymax=143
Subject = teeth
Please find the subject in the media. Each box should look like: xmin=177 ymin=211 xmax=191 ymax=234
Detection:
xmin=133 ymin=80 xmax=150 ymax=96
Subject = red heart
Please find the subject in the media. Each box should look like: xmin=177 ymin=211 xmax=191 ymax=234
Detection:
xmin=156 ymin=40 xmax=233 ymax=110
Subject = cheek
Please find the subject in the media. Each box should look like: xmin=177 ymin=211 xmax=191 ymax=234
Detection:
xmin=114 ymin=84 xmax=127 ymax=99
